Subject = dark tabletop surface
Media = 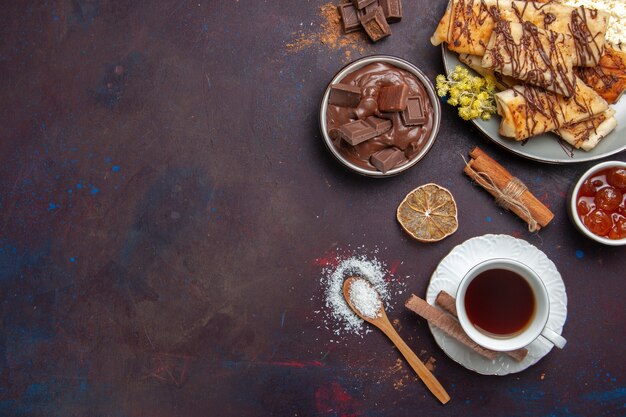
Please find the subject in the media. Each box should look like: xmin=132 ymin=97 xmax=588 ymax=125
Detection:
xmin=1 ymin=1 xmax=625 ymax=416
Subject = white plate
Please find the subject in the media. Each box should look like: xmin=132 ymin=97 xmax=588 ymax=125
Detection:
xmin=426 ymin=234 xmax=567 ymax=375
xmin=442 ymin=46 xmax=626 ymax=164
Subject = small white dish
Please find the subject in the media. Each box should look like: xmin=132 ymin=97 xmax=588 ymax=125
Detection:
xmin=569 ymin=160 xmax=626 ymax=246
xmin=426 ymin=234 xmax=567 ymax=376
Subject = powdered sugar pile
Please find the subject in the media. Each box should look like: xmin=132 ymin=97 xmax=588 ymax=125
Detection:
xmin=349 ymin=278 xmax=382 ymax=319
xmin=316 ymin=251 xmax=406 ymax=338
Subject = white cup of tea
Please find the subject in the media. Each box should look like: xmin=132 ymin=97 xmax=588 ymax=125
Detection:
xmin=455 ymin=258 xmax=566 ymax=352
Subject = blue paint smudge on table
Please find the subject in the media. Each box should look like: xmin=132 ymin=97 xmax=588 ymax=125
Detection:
xmin=582 ymin=387 xmax=626 ymax=402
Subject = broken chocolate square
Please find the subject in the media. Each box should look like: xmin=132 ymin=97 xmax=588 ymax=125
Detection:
xmin=401 ymin=96 xmax=427 ymax=126
xmin=370 ymin=147 xmax=407 ymax=173
xmin=352 ymin=0 xmax=377 ymax=9
xmin=334 ymin=119 xmax=379 ymax=146
xmin=337 ymin=3 xmax=361 ymax=33
xmin=378 ymin=83 xmax=409 ymax=112
xmin=358 ymin=0 xmax=380 ymax=17
xmin=379 ymin=0 xmax=402 ymax=22
xmin=365 ymin=116 xmax=392 ymax=135
xmin=329 ymin=83 xmax=362 ymax=107
xmin=359 ymin=7 xmax=391 ymax=42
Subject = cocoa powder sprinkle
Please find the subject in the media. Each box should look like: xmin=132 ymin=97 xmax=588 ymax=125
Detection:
xmin=285 ymin=2 xmax=368 ymax=58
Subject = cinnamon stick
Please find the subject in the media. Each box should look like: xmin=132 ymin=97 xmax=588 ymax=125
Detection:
xmin=435 ymin=291 xmax=528 ymax=362
xmin=464 ymin=147 xmax=554 ymax=230
xmin=405 ymin=294 xmax=497 ymax=360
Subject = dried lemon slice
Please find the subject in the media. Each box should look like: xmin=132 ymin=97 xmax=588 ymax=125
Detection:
xmin=397 ymin=183 xmax=458 ymax=242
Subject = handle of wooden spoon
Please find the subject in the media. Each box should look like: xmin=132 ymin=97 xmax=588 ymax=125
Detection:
xmin=378 ymin=319 xmax=451 ymax=404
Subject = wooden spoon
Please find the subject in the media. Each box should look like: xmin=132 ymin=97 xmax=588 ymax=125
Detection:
xmin=343 ymin=277 xmax=451 ymax=404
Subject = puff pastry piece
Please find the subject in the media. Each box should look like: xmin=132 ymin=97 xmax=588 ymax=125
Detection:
xmin=556 ymin=108 xmax=617 ymax=151
xmin=495 ymin=78 xmax=609 ymax=140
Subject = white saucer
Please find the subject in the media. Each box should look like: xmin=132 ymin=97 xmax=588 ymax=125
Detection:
xmin=426 ymin=234 xmax=568 ymax=375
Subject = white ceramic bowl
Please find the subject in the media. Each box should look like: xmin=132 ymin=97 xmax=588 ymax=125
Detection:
xmin=319 ymin=55 xmax=441 ymax=177
xmin=569 ymin=160 xmax=626 ymax=246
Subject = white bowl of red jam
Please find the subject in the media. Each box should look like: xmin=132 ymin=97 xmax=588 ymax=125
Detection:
xmin=570 ymin=161 xmax=626 ymax=246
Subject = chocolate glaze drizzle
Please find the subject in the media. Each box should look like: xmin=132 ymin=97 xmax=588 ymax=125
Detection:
xmin=487 ymin=17 xmax=576 ymax=97
xmin=569 ymin=7 xmax=604 ymax=68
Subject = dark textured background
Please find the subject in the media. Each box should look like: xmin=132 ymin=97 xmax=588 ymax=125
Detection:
xmin=0 ymin=1 xmax=624 ymax=416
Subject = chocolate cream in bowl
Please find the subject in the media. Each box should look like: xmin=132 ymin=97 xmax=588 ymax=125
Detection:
xmin=326 ymin=62 xmax=435 ymax=173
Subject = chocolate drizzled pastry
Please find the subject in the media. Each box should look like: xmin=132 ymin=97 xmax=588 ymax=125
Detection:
xmin=458 ymin=48 xmax=617 ymax=150
xmin=483 ymin=18 xmax=577 ymax=97
xmin=430 ymin=0 xmax=609 ymax=67
xmin=557 ymin=108 xmax=616 ymax=151
xmin=495 ymin=77 xmax=609 ymax=140
xmin=575 ymin=44 xmax=626 ymax=104
xmin=459 ymin=53 xmax=518 ymax=91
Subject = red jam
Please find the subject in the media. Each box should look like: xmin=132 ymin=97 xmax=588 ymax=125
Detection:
xmin=576 ymin=167 xmax=626 ymax=240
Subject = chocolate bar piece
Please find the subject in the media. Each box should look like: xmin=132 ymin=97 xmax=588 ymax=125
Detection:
xmin=359 ymin=7 xmax=391 ymax=42
xmin=352 ymin=0 xmax=377 ymax=9
xmin=401 ymin=95 xmax=427 ymax=125
xmin=358 ymin=0 xmax=380 ymax=16
xmin=334 ymin=119 xmax=379 ymax=146
xmin=379 ymin=0 xmax=402 ymax=22
xmin=406 ymin=294 xmax=498 ymax=360
xmin=378 ymin=83 xmax=408 ymax=112
xmin=365 ymin=116 xmax=392 ymax=135
xmin=370 ymin=147 xmax=407 ymax=173
xmin=329 ymin=83 xmax=362 ymax=107
xmin=337 ymin=3 xmax=361 ymax=33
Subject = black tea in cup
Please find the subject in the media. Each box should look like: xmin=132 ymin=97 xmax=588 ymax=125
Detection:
xmin=464 ymin=268 xmax=536 ymax=337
